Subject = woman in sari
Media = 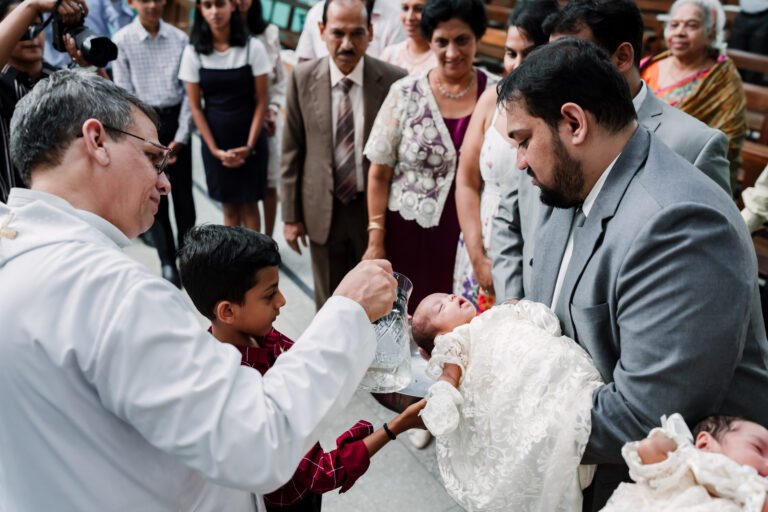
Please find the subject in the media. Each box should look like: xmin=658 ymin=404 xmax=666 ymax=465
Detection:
xmin=641 ymin=0 xmax=747 ymax=190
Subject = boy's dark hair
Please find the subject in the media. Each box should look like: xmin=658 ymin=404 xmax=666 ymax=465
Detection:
xmin=178 ymin=225 xmax=281 ymax=321
xmin=245 ymin=0 xmax=268 ymax=35
xmin=497 ymin=37 xmax=636 ymax=134
xmin=693 ymin=415 xmax=741 ymax=441
xmin=508 ymin=0 xmax=560 ymax=48
xmin=322 ymin=0 xmax=373 ymax=26
xmin=190 ymin=0 xmax=249 ymax=55
xmin=420 ymin=0 xmax=487 ymax=42
xmin=542 ymin=0 xmax=644 ymax=67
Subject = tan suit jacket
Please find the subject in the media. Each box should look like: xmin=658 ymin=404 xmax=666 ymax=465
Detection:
xmin=280 ymin=55 xmax=407 ymax=245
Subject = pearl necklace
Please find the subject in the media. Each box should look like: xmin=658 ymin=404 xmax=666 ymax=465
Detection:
xmin=435 ymin=73 xmax=476 ymax=100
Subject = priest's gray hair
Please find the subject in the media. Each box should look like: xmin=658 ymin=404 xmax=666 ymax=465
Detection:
xmin=9 ymin=68 xmax=158 ymax=184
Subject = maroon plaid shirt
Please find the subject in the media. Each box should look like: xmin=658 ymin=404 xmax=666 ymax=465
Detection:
xmin=237 ymin=329 xmax=373 ymax=508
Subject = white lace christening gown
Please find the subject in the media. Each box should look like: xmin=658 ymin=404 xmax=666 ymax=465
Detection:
xmin=421 ymin=301 xmax=604 ymax=512
xmin=602 ymin=414 xmax=768 ymax=512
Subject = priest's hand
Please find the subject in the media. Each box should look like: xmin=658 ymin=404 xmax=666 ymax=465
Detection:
xmin=334 ymin=259 xmax=396 ymax=322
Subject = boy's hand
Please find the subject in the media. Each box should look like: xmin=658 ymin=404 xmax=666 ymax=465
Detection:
xmin=390 ymin=399 xmax=427 ymax=434
xmin=333 ymin=260 xmax=396 ymax=322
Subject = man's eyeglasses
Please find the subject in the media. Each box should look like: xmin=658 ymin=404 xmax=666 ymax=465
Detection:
xmin=103 ymin=125 xmax=171 ymax=175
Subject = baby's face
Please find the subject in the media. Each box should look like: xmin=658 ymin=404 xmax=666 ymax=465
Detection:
xmin=417 ymin=293 xmax=476 ymax=335
xmin=699 ymin=420 xmax=768 ymax=477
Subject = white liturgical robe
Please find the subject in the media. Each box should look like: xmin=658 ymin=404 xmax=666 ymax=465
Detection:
xmin=0 ymin=189 xmax=377 ymax=511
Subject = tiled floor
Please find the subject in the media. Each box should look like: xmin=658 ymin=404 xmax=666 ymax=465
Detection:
xmin=125 ymin=136 xmax=461 ymax=512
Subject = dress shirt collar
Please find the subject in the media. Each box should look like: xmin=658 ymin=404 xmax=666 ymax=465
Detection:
xmin=632 ymin=80 xmax=648 ymax=113
xmin=8 ymin=188 xmax=132 ymax=247
xmin=135 ymin=18 xmax=169 ymax=41
xmin=581 ymin=153 xmax=620 ymax=218
xmin=328 ymin=56 xmax=365 ymax=88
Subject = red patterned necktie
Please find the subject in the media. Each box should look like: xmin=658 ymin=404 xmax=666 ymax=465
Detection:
xmin=334 ymin=78 xmax=357 ymax=204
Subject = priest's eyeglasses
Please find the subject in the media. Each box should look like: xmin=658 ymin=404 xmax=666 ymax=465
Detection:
xmin=103 ymin=125 xmax=171 ymax=175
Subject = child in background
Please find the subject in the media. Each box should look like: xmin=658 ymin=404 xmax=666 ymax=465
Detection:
xmin=178 ymin=224 xmax=426 ymax=512
xmin=112 ymin=0 xmax=196 ymax=287
xmin=179 ymin=0 xmax=269 ymax=230
xmin=602 ymin=413 xmax=768 ymax=511
xmin=238 ymin=0 xmax=284 ymax=237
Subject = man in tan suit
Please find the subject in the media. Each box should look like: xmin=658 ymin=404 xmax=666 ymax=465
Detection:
xmin=281 ymin=0 xmax=406 ymax=308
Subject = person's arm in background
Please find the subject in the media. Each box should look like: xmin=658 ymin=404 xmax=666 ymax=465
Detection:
xmin=741 ymin=164 xmax=768 ymax=233
xmin=294 ymin=2 xmax=322 ymax=62
xmin=0 ymin=0 xmax=86 ymax=69
xmin=280 ymin=65 xmax=308 ymax=254
xmin=456 ymin=89 xmax=496 ymax=295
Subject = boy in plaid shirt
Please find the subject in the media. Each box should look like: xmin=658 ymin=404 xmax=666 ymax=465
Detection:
xmin=179 ymin=224 xmax=426 ymax=511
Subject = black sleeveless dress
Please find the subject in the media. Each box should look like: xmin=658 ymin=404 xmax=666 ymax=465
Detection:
xmin=198 ymin=40 xmax=268 ymax=203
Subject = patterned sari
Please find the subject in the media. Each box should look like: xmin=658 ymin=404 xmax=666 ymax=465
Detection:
xmin=641 ymin=51 xmax=747 ymax=190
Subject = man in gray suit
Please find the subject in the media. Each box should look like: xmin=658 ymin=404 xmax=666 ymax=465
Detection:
xmin=491 ymin=0 xmax=730 ymax=301
xmin=281 ymin=0 xmax=406 ymax=308
xmin=499 ymin=37 xmax=768 ymax=510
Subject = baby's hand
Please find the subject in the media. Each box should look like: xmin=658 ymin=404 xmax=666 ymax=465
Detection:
xmin=637 ymin=433 xmax=678 ymax=465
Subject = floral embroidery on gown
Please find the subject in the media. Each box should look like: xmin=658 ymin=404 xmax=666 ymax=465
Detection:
xmin=603 ymin=414 xmax=768 ymax=512
xmin=421 ymin=301 xmax=603 ymax=511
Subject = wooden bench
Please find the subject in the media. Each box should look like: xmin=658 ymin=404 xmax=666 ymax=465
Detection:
xmin=476 ymin=26 xmax=507 ymax=74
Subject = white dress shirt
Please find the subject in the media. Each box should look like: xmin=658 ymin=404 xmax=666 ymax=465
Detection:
xmin=295 ymin=0 xmax=405 ymax=60
xmin=0 ymin=189 xmax=376 ymax=511
xmin=551 ymin=155 xmax=619 ymax=309
xmin=329 ymin=57 xmax=365 ymax=192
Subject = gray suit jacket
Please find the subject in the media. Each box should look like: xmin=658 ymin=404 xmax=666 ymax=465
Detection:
xmin=491 ymin=89 xmax=731 ymax=302
xmin=280 ymin=56 xmax=406 ymax=245
xmin=532 ymin=128 xmax=768 ymax=508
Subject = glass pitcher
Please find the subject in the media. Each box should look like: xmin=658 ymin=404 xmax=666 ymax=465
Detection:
xmin=359 ymin=272 xmax=413 ymax=393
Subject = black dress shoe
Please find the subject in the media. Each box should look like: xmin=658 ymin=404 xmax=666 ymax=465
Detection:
xmin=161 ymin=263 xmax=181 ymax=288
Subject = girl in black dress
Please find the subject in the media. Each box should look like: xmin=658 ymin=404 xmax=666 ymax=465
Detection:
xmin=180 ymin=0 xmax=270 ymax=229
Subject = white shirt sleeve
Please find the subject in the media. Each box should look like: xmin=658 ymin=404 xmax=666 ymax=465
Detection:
xmin=741 ymin=164 xmax=768 ymax=233
xmin=91 ymin=275 xmax=377 ymax=493
xmin=295 ymin=2 xmax=323 ymax=60
xmin=178 ymin=44 xmax=201 ymax=83
xmin=248 ymin=36 xmax=272 ymax=77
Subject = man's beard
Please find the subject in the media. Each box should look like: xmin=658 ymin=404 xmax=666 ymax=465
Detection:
xmin=535 ymin=131 xmax=585 ymax=209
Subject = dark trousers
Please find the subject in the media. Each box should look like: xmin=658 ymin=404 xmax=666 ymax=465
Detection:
xmin=729 ymin=8 xmax=768 ymax=86
xmin=149 ymin=104 xmax=196 ymax=264
xmin=309 ymin=193 xmax=367 ymax=310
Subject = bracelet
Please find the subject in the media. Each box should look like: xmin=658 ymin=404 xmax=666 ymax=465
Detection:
xmin=367 ymin=221 xmax=384 ymax=232
xmin=383 ymin=422 xmax=397 ymax=441
xmin=369 ymin=213 xmax=384 ymax=221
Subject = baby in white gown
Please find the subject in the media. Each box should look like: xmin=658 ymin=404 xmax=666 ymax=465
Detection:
xmin=411 ymin=294 xmax=604 ymax=512
xmin=603 ymin=413 xmax=768 ymax=511
xmin=412 ymin=294 xmax=768 ymax=512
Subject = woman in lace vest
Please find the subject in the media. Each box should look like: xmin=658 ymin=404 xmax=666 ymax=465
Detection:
xmin=453 ymin=0 xmax=558 ymax=312
xmin=363 ymin=0 xmax=494 ymax=312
